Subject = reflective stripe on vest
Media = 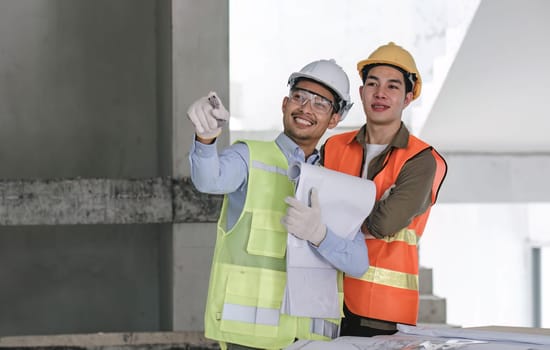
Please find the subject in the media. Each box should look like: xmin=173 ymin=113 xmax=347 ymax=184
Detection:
xmin=221 ymin=304 xmax=338 ymax=339
xmin=311 ymin=318 xmax=339 ymax=339
xmin=222 ymin=303 xmax=280 ymax=326
xmin=251 ymin=159 xmax=288 ymax=176
xmin=378 ymin=227 xmax=418 ymax=245
xmin=350 ymin=266 xmax=419 ymax=290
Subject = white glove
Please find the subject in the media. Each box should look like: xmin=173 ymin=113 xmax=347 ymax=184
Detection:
xmin=281 ymin=187 xmax=327 ymax=246
xmin=186 ymin=91 xmax=230 ymax=140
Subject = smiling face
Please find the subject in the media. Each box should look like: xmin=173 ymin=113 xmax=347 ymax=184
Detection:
xmin=359 ymin=65 xmax=413 ymax=128
xmin=282 ymin=79 xmax=340 ymax=156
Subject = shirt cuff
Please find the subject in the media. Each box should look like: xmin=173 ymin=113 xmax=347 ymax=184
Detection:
xmin=193 ymin=138 xmax=218 ymax=157
xmin=315 ymin=227 xmax=339 ymax=253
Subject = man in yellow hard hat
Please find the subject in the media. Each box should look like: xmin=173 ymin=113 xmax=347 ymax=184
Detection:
xmin=321 ymin=42 xmax=448 ymax=337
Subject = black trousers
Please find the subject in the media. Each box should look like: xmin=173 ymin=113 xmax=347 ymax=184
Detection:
xmin=339 ymin=303 xmax=398 ymax=337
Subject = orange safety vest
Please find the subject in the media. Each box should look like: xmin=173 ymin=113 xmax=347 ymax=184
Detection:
xmin=323 ymin=130 xmax=447 ymax=325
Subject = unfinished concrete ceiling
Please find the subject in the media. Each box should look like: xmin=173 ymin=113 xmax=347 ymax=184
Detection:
xmin=420 ymin=0 xmax=550 ymax=153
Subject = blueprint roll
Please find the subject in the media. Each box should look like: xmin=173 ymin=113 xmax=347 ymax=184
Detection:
xmin=287 ymin=162 xmax=376 ymax=239
xmin=281 ymin=162 xmax=376 ymax=319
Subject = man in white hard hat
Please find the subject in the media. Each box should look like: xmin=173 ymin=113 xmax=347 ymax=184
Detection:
xmin=187 ymin=59 xmax=369 ymax=350
xmin=322 ymin=42 xmax=447 ymax=337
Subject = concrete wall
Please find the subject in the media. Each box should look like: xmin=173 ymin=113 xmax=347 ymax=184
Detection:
xmin=0 ymin=0 xmax=158 ymax=179
xmin=170 ymin=0 xmax=229 ymax=332
xmin=0 ymin=0 xmax=160 ymax=336
xmin=0 ymin=0 xmax=229 ymax=336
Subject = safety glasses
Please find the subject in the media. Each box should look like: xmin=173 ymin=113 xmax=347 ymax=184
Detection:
xmin=288 ymin=88 xmax=335 ymax=115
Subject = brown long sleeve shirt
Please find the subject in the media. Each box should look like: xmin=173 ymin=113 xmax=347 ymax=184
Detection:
xmin=321 ymin=123 xmax=436 ymax=238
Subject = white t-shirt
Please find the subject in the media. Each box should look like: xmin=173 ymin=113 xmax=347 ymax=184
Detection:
xmin=362 ymin=143 xmax=388 ymax=179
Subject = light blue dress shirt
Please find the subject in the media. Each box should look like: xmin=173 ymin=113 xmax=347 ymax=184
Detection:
xmin=189 ymin=133 xmax=369 ymax=277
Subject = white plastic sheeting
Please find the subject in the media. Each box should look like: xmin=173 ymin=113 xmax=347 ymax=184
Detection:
xmin=286 ymin=324 xmax=550 ymax=350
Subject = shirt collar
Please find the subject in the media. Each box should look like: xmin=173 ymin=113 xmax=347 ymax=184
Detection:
xmin=275 ymin=132 xmax=320 ymax=164
xmin=354 ymin=122 xmax=410 ymax=149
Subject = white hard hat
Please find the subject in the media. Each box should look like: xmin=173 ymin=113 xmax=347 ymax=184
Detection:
xmin=288 ymin=59 xmax=353 ymax=120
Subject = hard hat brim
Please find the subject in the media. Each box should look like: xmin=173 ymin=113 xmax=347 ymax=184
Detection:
xmin=356 ymin=59 xmax=422 ymax=100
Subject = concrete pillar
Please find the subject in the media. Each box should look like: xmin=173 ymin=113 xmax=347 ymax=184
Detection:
xmin=159 ymin=0 xmax=229 ymax=331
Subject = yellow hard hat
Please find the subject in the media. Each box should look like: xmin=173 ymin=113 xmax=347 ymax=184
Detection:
xmin=356 ymin=42 xmax=422 ymax=100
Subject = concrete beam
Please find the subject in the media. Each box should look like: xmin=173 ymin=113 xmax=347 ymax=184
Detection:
xmin=438 ymin=153 xmax=550 ymax=203
xmin=0 ymin=177 xmax=222 ymax=226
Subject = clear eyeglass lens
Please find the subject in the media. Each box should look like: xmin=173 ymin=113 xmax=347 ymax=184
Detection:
xmin=289 ymin=90 xmax=333 ymax=114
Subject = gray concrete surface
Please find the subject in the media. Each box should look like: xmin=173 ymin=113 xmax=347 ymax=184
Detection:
xmin=438 ymin=153 xmax=550 ymax=203
xmin=0 ymin=0 xmax=228 ymax=337
xmin=0 ymin=331 xmax=219 ymax=350
xmin=0 ymin=178 xmax=221 ymax=225
xmin=0 ymin=0 xmax=158 ymax=180
xmin=168 ymin=0 xmax=229 ymax=333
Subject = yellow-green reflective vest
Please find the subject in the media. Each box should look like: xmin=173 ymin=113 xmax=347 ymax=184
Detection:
xmin=204 ymin=140 xmax=342 ymax=350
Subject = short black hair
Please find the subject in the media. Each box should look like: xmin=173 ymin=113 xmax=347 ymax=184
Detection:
xmin=291 ymin=77 xmax=341 ymax=113
xmin=360 ymin=63 xmax=417 ymax=95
